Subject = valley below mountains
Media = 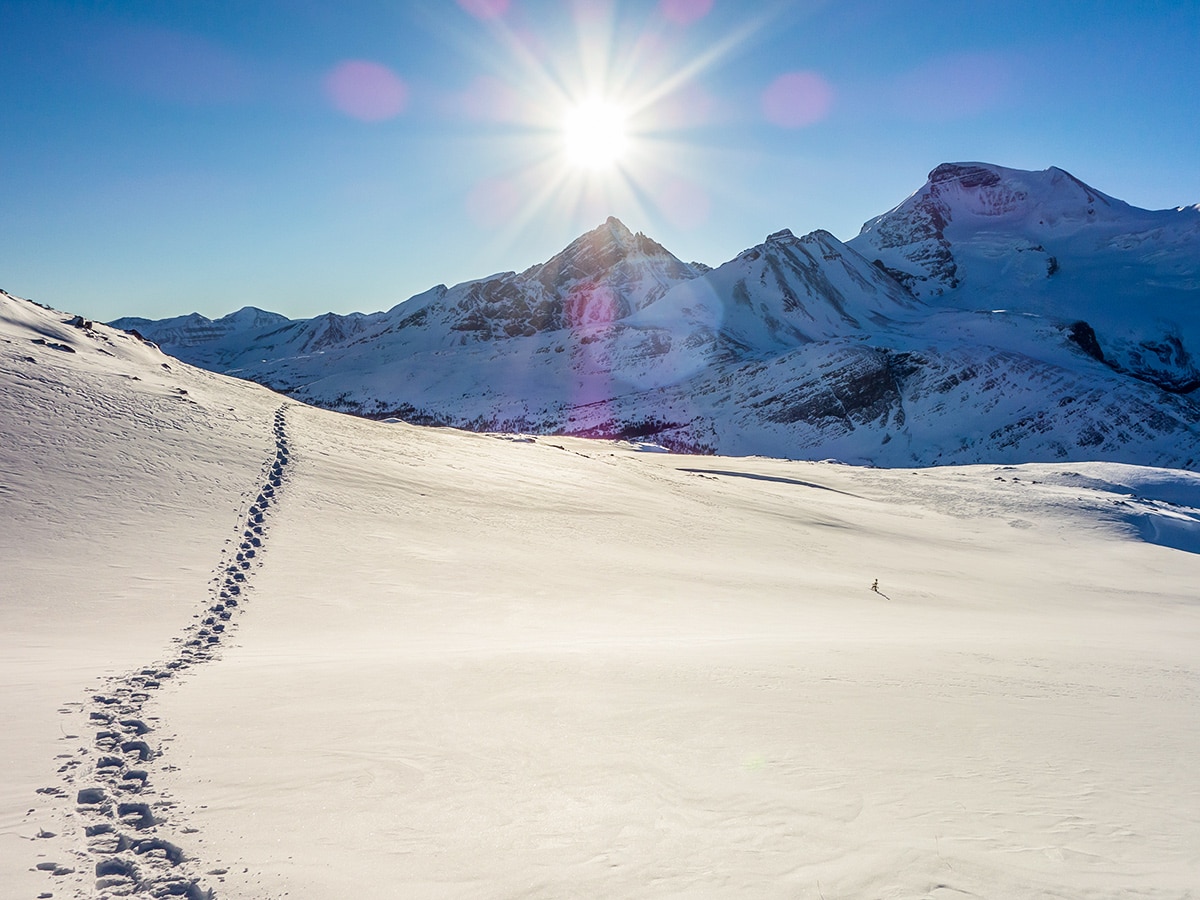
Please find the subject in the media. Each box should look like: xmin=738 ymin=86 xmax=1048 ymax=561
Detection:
xmin=115 ymin=162 xmax=1200 ymax=467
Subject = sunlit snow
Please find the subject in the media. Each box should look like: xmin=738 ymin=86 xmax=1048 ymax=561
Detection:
xmin=4 ymin=291 xmax=1199 ymax=898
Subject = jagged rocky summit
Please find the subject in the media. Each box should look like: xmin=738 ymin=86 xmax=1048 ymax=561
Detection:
xmin=113 ymin=162 xmax=1200 ymax=467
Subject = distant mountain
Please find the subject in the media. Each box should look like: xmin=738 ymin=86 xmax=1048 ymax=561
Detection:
xmin=115 ymin=306 xmax=291 ymax=358
xmin=112 ymin=164 xmax=1200 ymax=467
xmin=849 ymin=162 xmax=1200 ymax=392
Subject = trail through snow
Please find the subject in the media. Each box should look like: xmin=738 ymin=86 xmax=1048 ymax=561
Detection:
xmin=21 ymin=406 xmax=291 ymax=898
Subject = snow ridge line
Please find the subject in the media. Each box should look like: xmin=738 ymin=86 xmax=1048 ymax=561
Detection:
xmin=36 ymin=404 xmax=292 ymax=899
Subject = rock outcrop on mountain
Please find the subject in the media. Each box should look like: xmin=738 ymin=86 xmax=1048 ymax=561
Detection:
xmin=112 ymin=163 xmax=1200 ymax=467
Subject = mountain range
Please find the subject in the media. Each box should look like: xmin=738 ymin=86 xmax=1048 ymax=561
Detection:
xmin=113 ymin=162 xmax=1200 ymax=467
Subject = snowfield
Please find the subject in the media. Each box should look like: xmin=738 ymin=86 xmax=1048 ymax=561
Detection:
xmin=4 ymin=291 xmax=1200 ymax=898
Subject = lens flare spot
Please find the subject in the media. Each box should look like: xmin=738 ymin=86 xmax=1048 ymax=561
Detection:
xmin=324 ymin=60 xmax=408 ymax=122
xmin=455 ymin=0 xmax=509 ymax=20
xmin=563 ymin=100 xmax=629 ymax=170
xmin=660 ymin=0 xmax=714 ymax=25
xmin=761 ymin=70 xmax=833 ymax=128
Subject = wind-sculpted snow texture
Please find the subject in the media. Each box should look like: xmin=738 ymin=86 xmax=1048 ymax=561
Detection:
xmin=29 ymin=406 xmax=290 ymax=899
xmin=113 ymin=163 xmax=1200 ymax=467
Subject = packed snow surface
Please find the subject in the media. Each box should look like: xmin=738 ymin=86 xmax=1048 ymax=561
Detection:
xmin=4 ymin=291 xmax=1200 ymax=899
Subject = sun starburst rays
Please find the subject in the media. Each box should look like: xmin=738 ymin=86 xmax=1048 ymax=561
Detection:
xmin=440 ymin=2 xmax=776 ymax=267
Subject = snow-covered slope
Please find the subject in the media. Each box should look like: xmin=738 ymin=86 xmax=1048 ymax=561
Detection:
xmin=0 ymin=290 xmax=288 ymax=898
xmin=630 ymin=227 xmax=923 ymax=350
xmin=6 ymin=287 xmax=1200 ymax=899
xmin=112 ymin=164 xmax=1200 ymax=467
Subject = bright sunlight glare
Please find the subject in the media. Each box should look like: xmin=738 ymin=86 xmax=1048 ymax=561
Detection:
xmin=563 ymin=100 xmax=629 ymax=170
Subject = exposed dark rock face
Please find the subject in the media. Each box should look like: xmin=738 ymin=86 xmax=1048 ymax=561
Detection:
xmin=856 ymin=187 xmax=959 ymax=296
xmin=755 ymin=347 xmax=899 ymax=429
xmin=1067 ymin=321 xmax=1200 ymax=394
xmin=449 ymin=279 xmax=563 ymax=340
xmin=929 ymin=163 xmax=1001 ymax=189
xmin=525 ymin=217 xmax=696 ymax=297
xmin=1067 ymin=321 xmax=1105 ymax=362
xmin=1120 ymin=332 xmax=1200 ymax=394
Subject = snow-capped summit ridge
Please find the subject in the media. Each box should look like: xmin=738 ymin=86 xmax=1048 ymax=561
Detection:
xmin=112 ymin=305 xmax=290 ymax=350
xmin=522 ymin=216 xmax=692 ymax=287
xmin=603 ymin=214 xmax=632 ymax=234
xmin=108 ymin=161 xmax=1200 ymax=467
xmin=936 ymin=162 xmax=1122 ymax=219
xmin=847 ymin=160 xmax=1182 ymax=302
xmin=508 ymin=217 xmax=705 ymax=323
xmin=847 ymin=161 xmax=1200 ymax=394
xmin=858 ymin=162 xmax=1130 ymax=245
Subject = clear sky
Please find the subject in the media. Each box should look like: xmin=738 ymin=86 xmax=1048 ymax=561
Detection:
xmin=2 ymin=0 xmax=1198 ymax=323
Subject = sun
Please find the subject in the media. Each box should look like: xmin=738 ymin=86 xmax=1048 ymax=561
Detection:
xmin=446 ymin=1 xmax=772 ymax=247
xmin=562 ymin=99 xmax=629 ymax=171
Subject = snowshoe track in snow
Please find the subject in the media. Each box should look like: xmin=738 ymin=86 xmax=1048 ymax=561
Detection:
xmin=35 ymin=405 xmax=293 ymax=899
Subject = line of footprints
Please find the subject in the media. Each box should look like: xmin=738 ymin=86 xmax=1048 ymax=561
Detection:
xmin=35 ymin=406 xmax=291 ymax=899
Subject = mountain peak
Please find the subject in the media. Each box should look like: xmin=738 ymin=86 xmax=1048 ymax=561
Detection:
xmin=522 ymin=217 xmax=696 ymax=297
xmin=437 ymin=217 xmax=705 ymax=342
xmin=583 ymin=216 xmax=641 ymax=253
xmin=918 ymin=161 xmax=1122 ymax=217
xmin=927 ymin=162 xmax=1002 ymax=188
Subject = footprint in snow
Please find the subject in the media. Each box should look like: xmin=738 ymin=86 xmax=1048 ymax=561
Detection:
xmin=36 ymin=405 xmax=293 ymax=899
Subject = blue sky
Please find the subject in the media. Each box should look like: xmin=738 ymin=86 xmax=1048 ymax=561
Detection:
xmin=2 ymin=0 xmax=1198 ymax=322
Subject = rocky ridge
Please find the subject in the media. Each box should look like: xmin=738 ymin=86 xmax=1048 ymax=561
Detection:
xmin=111 ymin=163 xmax=1200 ymax=467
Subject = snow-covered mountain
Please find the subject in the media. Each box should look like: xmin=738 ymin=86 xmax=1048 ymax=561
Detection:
xmin=6 ymin=286 xmax=1200 ymax=900
xmin=850 ymin=162 xmax=1200 ymax=392
xmin=113 ymin=164 xmax=1200 ymax=467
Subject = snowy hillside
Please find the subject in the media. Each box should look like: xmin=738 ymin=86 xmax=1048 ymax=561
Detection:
xmin=112 ymin=163 xmax=1200 ymax=467
xmin=5 ymin=287 xmax=1200 ymax=899
xmin=1 ymin=290 xmax=289 ymax=898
